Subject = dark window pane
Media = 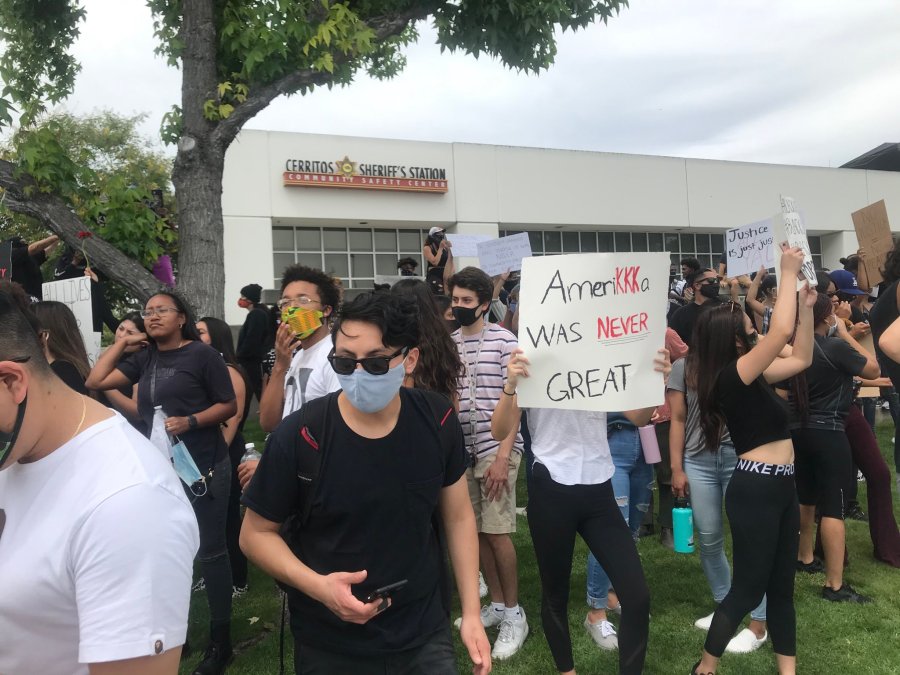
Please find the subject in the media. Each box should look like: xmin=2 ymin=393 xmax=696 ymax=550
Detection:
xmin=324 ymin=254 xmax=349 ymax=277
xmin=648 ymin=233 xmax=664 ymax=252
xmin=374 ymin=230 xmax=397 ymax=252
xmin=273 ymin=253 xmax=295 ymax=276
xmin=528 ymin=231 xmax=543 ymax=252
xmin=631 ymin=232 xmax=647 ymax=252
xmin=615 ymin=232 xmax=631 ymax=252
xmin=809 ymin=236 xmax=822 ymax=255
xmin=696 ymin=234 xmax=711 ymax=253
xmin=699 ymin=255 xmax=713 ymax=270
xmin=671 ymin=253 xmax=681 ymax=267
xmin=562 ymin=232 xmax=580 ymax=252
xmin=597 ymin=232 xmax=613 ymax=252
xmin=543 ymin=231 xmax=561 ymax=253
xmin=297 ymin=252 xmax=322 ymax=269
xmin=580 ymin=232 xmax=597 ymax=252
xmin=664 ymin=233 xmax=679 ymax=253
xmin=272 ymin=227 xmax=294 ymax=250
xmin=296 ymin=228 xmax=321 ymax=250
xmin=351 ymin=254 xmax=374 ymax=277
xmin=323 ymin=228 xmax=347 ymax=251
xmin=376 ymin=255 xmax=399 ymax=275
xmin=679 ymin=234 xmax=695 ymax=252
xmin=349 ymin=229 xmax=372 ymax=252
xmin=398 ymin=230 xmax=422 ymax=252
xmin=710 ymin=234 xmax=724 ymax=254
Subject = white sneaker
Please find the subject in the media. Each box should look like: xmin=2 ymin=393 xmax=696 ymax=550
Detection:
xmin=492 ymin=611 xmax=528 ymax=660
xmin=694 ymin=612 xmax=715 ymax=630
xmin=584 ymin=617 xmax=618 ymax=650
xmin=478 ymin=572 xmax=488 ymax=598
xmin=453 ymin=605 xmax=504 ymax=631
xmin=725 ymin=628 xmax=768 ymax=654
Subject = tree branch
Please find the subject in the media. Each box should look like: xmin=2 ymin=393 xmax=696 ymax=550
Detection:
xmin=212 ymin=6 xmax=433 ymax=149
xmin=0 ymin=158 xmax=163 ymax=302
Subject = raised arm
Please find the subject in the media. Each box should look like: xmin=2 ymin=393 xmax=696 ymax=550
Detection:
xmin=491 ymin=350 xmax=527 ymax=441
xmin=761 ymin=281 xmax=816 ymax=383
xmin=86 ymin=337 xmax=143 ymax=391
xmin=736 ymin=245 xmax=804 ymax=385
xmin=745 ymin=267 xmax=767 ymax=322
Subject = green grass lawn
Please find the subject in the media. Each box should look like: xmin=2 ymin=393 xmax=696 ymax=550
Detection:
xmin=181 ymin=415 xmax=900 ymax=674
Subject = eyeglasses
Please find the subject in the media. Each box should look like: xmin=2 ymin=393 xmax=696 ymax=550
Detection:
xmin=140 ymin=307 xmax=179 ymax=319
xmin=697 ymin=277 xmax=719 ymax=286
xmin=328 ymin=348 xmax=408 ymax=375
xmin=277 ymin=296 xmax=321 ymax=310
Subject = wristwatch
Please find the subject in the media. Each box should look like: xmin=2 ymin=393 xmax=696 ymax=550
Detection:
xmin=187 ymin=414 xmax=198 ymax=430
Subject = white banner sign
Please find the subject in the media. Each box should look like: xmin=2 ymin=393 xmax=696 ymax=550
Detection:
xmin=476 ymin=233 xmax=533 ymax=277
xmin=446 ymin=234 xmax=492 ymax=258
xmin=780 ymin=195 xmax=817 ymax=287
xmin=517 ymin=252 xmax=669 ymax=412
xmin=42 ymin=277 xmax=102 ymax=365
xmin=725 ymin=217 xmax=775 ymax=277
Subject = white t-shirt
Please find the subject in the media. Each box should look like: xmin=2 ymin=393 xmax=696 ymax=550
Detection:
xmin=0 ymin=413 xmax=200 ymax=674
xmin=282 ymin=336 xmax=342 ymax=419
xmin=525 ymin=408 xmax=614 ymax=486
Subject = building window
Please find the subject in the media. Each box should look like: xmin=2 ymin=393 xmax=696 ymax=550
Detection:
xmin=272 ymin=226 xmax=428 ymax=289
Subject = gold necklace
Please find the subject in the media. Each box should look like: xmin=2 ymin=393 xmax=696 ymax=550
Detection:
xmin=69 ymin=396 xmax=87 ymax=443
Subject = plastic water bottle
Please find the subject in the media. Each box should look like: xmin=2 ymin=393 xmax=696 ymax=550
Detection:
xmin=240 ymin=442 xmax=261 ymax=464
xmin=672 ymin=497 xmax=695 ymax=554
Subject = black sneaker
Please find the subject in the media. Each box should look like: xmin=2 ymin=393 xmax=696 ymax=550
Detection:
xmin=845 ymin=503 xmax=868 ymax=522
xmin=191 ymin=642 xmax=233 ymax=675
xmin=796 ymin=558 xmax=824 ymax=574
xmin=822 ymin=584 xmax=872 ymax=604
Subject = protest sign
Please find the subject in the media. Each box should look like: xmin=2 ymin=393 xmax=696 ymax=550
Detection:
xmin=516 ymin=252 xmax=669 ymax=412
xmin=779 ymin=195 xmax=817 ymax=287
xmin=42 ymin=277 xmax=102 ymax=364
xmin=476 ymin=233 xmax=533 ymax=277
xmin=0 ymin=240 xmax=11 ymax=279
xmin=851 ymin=200 xmax=893 ymax=287
xmin=446 ymin=233 xmax=493 ymax=258
xmin=725 ymin=217 xmax=775 ymax=278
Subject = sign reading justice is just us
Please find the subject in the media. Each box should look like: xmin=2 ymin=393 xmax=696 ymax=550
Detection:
xmin=516 ymin=252 xmax=669 ymax=412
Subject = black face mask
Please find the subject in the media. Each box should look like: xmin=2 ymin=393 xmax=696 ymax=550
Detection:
xmin=452 ymin=305 xmax=483 ymax=327
xmin=445 ymin=318 xmax=461 ymax=333
xmin=699 ymin=283 xmax=720 ymax=299
xmin=0 ymin=395 xmax=27 ymax=469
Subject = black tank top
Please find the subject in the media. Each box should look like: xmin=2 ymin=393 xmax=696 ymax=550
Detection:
xmin=715 ymin=360 xmax=790 ymax=455
xmin=868 ymin=280 xmax=900 ymax=386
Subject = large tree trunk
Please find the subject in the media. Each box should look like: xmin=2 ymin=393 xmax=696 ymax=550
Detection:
xmin=174 ymin=0 xmax=224 ymax=319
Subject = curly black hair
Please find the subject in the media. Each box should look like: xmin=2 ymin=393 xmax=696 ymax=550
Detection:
xmin=332 ymin=291 xmax=419 ymax=351
xmin=280 ymin=264 xmax=342 ymax=311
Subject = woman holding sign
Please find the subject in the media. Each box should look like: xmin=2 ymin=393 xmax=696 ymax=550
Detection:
xmin=688 ymin=246 xmax=815 ymax=675
xmin=492 ymin=347 xmax=671 ymax=675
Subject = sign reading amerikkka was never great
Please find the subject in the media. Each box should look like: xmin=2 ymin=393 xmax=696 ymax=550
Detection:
xmin=517 ymin=252 xmax=669 ymax=412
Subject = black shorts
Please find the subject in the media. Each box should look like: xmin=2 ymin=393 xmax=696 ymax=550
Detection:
xmin=791 ymin=427 xmax=851 ymax=519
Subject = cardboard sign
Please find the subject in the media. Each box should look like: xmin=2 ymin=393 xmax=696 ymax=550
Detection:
xmin=725 ymin=217 xmax=775 ymax=278
xmin=516 ymin=252 xmax=669 ymax=412
xmin=780 ymin=196 xmax=817 ymax=287
xmin=0 ymin=240 xmax=11 ymax=280
xmin=851 ymin=200 xmax=893 ymax=287
xmin=42 ymin=277 xmax=102 ymax=364
xmin=446 ymin=234 xmax=492 ymax=258
xmin=476 ymin=233 xmax=533 ymax=277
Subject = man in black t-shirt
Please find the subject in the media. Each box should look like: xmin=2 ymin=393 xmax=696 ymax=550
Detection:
xmin=236 ymin=283 xmax=271 ymax=405
xmin=669 ymin=268 xmax=721 ymax=345
xmin=241 ymin=292 xmax=490 ymax=675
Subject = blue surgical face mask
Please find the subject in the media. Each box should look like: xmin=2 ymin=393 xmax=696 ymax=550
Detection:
xmin=337 ymin=358 xmax=407 ymax=414
xmin=508 ymin=301 xmax=518 ymax=315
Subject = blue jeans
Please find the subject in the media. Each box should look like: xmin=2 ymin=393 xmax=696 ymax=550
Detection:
xmin=586 ymin=423 xmax=654 ymax=608
xmin=684 ymin=443 xmax=766 ymax=621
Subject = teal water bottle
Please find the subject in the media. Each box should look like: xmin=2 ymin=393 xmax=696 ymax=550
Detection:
xmin=672 ymin=497 xmax=694 ymax=554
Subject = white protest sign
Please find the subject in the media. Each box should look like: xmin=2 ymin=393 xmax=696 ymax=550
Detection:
xmin=780 ymin=195 xmax=817 ymax=287
xmin=517 ymin=252 xmax=669 ymax=412
xmin=446 ymin=234 xmax=493 ymax=258
xmin=725 ymin=217 xmax=775 ymax=278
xmin=42 ymin=277 xmax=102 ymax=364
xmin=476 ymin=233 xmax=533 ymax=277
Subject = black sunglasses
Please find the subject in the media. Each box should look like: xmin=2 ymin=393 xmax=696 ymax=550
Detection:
xmin=697 ymin=277 xmax=719 ymax=285
xmin=328 ymin=348 xmax=408 ymax=376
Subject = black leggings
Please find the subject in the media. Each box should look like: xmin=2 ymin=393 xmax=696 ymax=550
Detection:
xmin=529 ymin=462 xmax=650 ymax=674
xmin=704 ymin=461 xmax=799 ymax=657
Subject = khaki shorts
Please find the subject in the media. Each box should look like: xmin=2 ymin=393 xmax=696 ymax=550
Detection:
xmin=466 ymin=452 xmax=521 ymax=534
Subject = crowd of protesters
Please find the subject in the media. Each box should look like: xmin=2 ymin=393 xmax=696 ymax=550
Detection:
xmin=2 ymin=229 xmax=899 ymax=675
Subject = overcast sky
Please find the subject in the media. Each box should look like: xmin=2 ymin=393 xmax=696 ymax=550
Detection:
xmin=64 ymin=0 xmax=900 ymax=167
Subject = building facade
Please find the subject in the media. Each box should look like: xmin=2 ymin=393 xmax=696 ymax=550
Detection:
xmin=222 ymin=130 xmax=900 ymax=324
